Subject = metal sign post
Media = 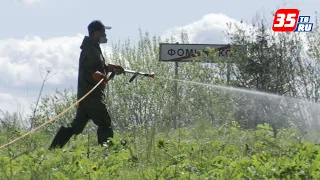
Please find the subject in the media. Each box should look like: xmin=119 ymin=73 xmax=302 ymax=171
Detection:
xmin=174 ymin=61 xmax=178 ymax=129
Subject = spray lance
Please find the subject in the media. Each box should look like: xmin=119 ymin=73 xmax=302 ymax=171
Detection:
xmin=103 ymin=68 xmax=154 ymax=104
xmin=107 ymin=68 xmax=155 ymax=82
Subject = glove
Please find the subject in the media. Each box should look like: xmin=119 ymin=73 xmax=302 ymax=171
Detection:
xmin=107 ymin=64 xmax=125 ymax=74
xmin=92 ymin=71 xmax=107 ymax=83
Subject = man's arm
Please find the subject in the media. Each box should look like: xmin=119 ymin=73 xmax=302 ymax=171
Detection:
xmin=81 ymin=50 xmax=104 ymax=84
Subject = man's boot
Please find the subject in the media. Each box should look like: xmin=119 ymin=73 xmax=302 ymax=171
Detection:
xmin=48 ymin=126 xmax=74 ymax=150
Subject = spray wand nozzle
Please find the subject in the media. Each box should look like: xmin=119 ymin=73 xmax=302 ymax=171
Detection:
xmin=108 ymin=69 xmax=155 ymax=83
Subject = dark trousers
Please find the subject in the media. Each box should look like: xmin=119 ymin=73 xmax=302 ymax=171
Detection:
xmin=49 ymin=97 xmax=113 ymax=150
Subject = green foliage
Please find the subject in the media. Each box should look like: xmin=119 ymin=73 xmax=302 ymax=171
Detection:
xmin=1 ymin=123 xmax=319 ymax=179
xmin=33 ymin=88 xmax=78 ymax=135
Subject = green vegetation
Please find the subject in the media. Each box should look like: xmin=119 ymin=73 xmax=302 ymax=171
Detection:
xmin=1 ymin=122 xmax=320 ymax=179
xmin=1 ymin=13 xmax=320 ymax=179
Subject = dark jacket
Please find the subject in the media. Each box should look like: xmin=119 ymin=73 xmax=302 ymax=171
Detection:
xmin=77 ymin=36 xmax=107 ymax=100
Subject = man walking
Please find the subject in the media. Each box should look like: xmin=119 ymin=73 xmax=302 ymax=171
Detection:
xmin=49 ymin=20 xmax=124 ymax=150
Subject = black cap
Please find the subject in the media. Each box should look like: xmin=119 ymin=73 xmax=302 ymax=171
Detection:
xmin=87 ymin=20 xmax=111 ymax=34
